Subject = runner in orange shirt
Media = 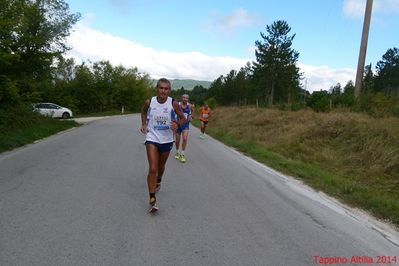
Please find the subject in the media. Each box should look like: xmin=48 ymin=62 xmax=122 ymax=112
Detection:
xmin=199 ymin=103 xmax=211 ymax=139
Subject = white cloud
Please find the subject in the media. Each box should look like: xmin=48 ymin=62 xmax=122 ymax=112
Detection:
xmin=299 ymin=63 xmax=355 ymax=92
xmin=67 ymin=22 xmax=248 ymax=80
xmin=220 ymin=8 xmax=257 ymax=32
xmin=343 ymin=0 xmax=366 ymax=19
xmin=67 ymin=23 xmax=355 ymax=93
xmin=343 ymin=0 xmax=399 ymax=19
xmin=202 ymin=8 xmax=259 ymax=36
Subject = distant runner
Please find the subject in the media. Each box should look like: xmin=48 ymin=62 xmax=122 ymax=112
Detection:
xmin=199 ymin=103 xmax=211 ymax=139
xmin=140 ymin=78 xmax=186 ymax=213
xmin=174 ymin=94 xmax=194 ymax=163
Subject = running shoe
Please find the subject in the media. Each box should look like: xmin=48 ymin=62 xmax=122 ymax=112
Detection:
xmin=180 ymin=154 xmax=186 ymax=163
xmin=149 ymin=197 xmax=158 ymax=213
xmin=149 ymin=205 xmax=159 ymax=213
xmin=174 ymin=152 xmax=180 ymax=160
xmin=200 ymin=134 xmax=204 ymax=139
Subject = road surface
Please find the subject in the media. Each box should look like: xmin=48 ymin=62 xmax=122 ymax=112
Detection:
xmin=0 ymin=115 xmax=398 ymax=265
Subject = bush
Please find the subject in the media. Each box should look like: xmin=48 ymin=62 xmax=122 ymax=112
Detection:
xmin=307 ymin=91 xmax=330 ymax=112
xmin=291 ymin=102 xmax=307 ymax=111
xmin=0 ymin=103 xmax=44 ymax=131
xmin=277 ymin=102 xmax=306 ymax=111
xmin=0 ymin=76 xmax=20 ymax=109
xmin=205 ymin=97 xmax=217 ymax=109
xmin=354 ymin=92 xmax=399 ymax=117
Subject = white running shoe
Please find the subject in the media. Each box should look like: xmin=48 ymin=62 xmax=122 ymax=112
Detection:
xmin=149 ymin=197 xmax=159 ymax=213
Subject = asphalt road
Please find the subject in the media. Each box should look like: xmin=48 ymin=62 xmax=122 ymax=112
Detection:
xmin=0 ymin=115 xmax=398 ymax=266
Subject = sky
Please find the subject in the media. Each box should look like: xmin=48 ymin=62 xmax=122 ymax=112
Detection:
xmin=65 ymin=0 xmax=399 ymax=92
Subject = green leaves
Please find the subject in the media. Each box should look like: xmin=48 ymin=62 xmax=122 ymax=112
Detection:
xmin=375 ymin=47 xmax=399 ymax=94
xmin=253 ymin=20 xmax=301 ymax=105
xmin=0 ymin=0 xmax=80 ymax=107
xmin=51 ymin=60 xmax=152 ymax=114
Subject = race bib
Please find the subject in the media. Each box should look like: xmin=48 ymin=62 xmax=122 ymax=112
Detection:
xmin=153 ymin=115 xmax=170 ymax=130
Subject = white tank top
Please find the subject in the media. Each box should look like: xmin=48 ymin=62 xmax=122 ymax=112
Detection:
xmin=146 ymin=96 xmax=175 ymax=144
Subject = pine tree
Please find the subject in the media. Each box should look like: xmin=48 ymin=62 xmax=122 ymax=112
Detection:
xmin=252 ymin=20 xmax=301 ymax=105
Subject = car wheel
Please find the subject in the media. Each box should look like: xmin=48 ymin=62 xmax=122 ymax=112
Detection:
xmin=62 ymin=112 xmax=70 ymax=119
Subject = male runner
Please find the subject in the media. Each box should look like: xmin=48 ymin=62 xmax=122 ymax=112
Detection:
xmin=174 ymin=94 xmax=194 ymax=163
xmin=140 ymin=78 xmax=186 ymax=213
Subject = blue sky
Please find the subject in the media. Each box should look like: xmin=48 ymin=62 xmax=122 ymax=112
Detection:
xmin=65 ymin=0 xmax=399 ymax=92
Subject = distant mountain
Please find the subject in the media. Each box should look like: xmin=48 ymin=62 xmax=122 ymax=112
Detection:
xmin=151 ymin=79 xmax=212 ymax=90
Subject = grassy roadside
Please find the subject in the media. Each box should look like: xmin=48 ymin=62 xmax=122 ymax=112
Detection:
xmin=0 ymin=109 xmax=133 ymax=153
xmin=0 ymin=108 xmax=134 ymax=153
xmin=0 ymin=116 xmax=79 ymax=153
xmin=193 ymin=107 xmax=399 ymax=226
xmin=73 ymin=110 xmax=130 ymax=118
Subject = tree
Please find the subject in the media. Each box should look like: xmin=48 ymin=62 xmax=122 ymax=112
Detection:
xmin=92 ymin=60 xmax=115 ymax=112
xmin=223 ymin=70 xmax=238 ymax=105
xmin=208 ymin=76 xmax=224 ymax=104
xmin=374 ymin=47 xmax=399 ymax=94
xmin=252 ymin=20 xmax=301 ymax=105
xmin=363 ymin=63 xmax=374 ymax=93
xmin=329 ymin=83 xmax=342 ymax=107
xmin=0 ymin=0 xmax=80 ymax=107
xmin=189 ymin=85 xmax=208 ymax=106
xmin=307 ymin=91 xmax=330 ymax=112
xmin=70 ymin=62 xmax=96 ymax=113
xmin=340 ymin=81 xmax=355 ymax=107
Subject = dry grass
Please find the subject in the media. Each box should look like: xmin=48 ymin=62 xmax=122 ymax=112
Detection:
xmin=205 ymin=106 xmax=399 ymax=224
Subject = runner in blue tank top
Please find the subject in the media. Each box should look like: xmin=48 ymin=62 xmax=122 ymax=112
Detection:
xmin=174 ymin=94 xmax=194 ymax=163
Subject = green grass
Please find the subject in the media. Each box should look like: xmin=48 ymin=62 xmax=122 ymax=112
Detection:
xmin=73 ymin=110 xmax=130 ymax=118
xmin=0 ymin=108 xmax=128 ymax=153
xmin=194 ymin=107 xmax=399 ymax=227
xmin=0 ymin=119 xmax=78 ymax=153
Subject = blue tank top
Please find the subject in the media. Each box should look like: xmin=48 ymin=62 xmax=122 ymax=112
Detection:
xmin=179 ymin=103 xmax=191 ymax=122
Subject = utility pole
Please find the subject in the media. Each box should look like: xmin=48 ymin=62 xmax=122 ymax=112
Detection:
xmin=354 ymin=0 xmax=373 ymax=98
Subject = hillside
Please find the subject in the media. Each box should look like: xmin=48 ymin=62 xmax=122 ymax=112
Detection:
xmin=151 ymin=79 xmax=212 ymax=90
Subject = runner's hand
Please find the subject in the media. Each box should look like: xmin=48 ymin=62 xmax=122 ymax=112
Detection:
xmin=140 ymin=124 xmax=147 ymax=134
xmin=170 ymin=121 xmax=178 ymax=131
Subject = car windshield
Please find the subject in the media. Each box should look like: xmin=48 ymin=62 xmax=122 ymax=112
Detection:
xmin=48 ymin=104 xmax=60 ymax=109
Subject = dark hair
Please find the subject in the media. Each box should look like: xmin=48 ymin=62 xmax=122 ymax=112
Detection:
xmin=156 ymin=78 xmax=171 ymax=90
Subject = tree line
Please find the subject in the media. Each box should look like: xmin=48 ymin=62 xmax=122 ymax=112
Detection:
xmin=47 ymin=58 xmax=152 ymax=113
xmin=0 ymin=0 xmax=153 ymax=122
xmin=176 ymin=20 xmax=398 ymax=116
xmin=1 ymin=0 xmax=398 ymax=123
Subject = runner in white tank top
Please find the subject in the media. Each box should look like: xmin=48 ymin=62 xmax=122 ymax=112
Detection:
xmin=146 ymin=96 xmax=175 ymax=144
xmin=140 ymin=78 xmax=186 ymax=213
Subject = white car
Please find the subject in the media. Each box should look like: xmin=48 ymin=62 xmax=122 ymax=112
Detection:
xmin=33 ymin=102 xmax=73 ymax=119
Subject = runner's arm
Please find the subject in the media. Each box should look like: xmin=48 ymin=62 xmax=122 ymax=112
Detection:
xmin=140 ymin=99 xmax=150 ymax=134
xmin=173 ymin=100 xmax=187 ymax=127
